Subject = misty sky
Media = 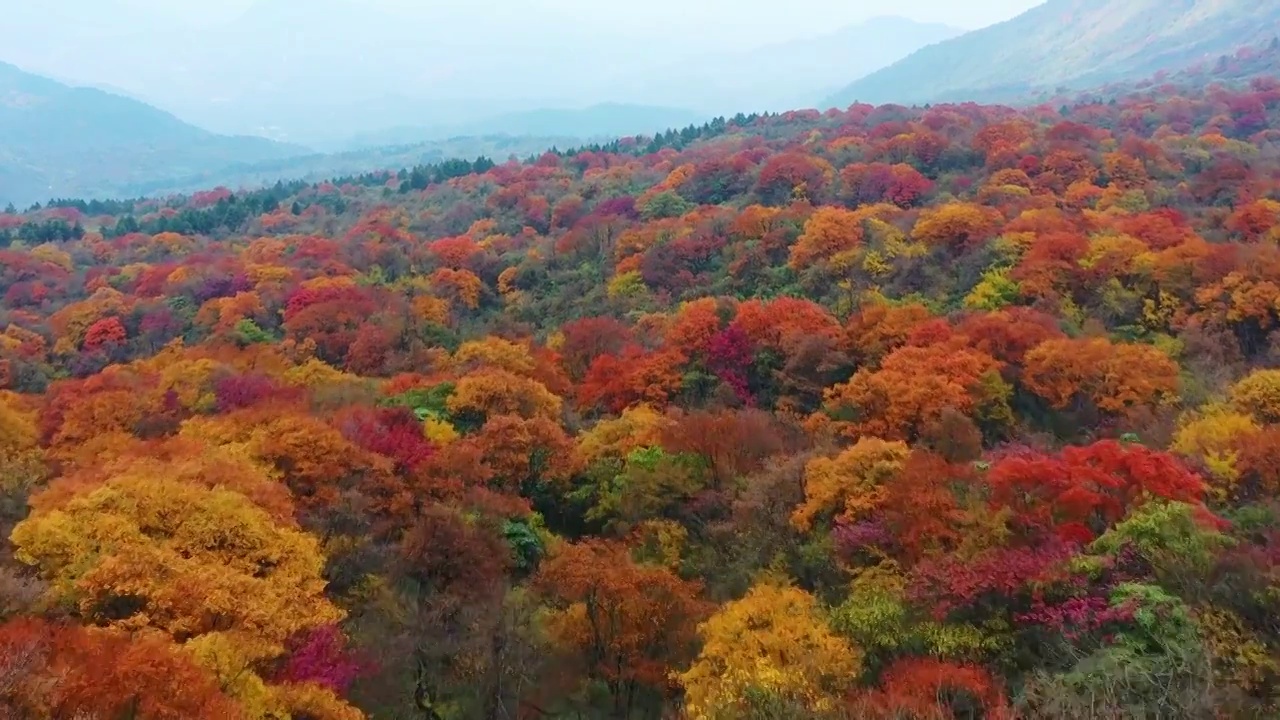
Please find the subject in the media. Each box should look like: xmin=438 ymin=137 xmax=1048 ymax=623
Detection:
xmin=47 ymin=0 xmax=1046 ymax=40
xmin=7 ymin=0 xmax=1048 ymax=143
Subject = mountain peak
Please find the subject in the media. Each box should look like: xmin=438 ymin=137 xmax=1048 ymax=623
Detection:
xmin=857 ymin=15 xmax=958 ymax=30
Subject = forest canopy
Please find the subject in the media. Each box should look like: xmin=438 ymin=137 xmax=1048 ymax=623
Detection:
xmin=3 ymin=55 xmax=1280 ymax=719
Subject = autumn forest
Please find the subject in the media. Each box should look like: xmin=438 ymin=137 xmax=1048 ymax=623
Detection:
xmin=4 ymin=44 xmax=1280 ymax=720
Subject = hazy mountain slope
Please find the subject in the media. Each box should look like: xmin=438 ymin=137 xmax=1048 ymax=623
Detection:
xmin=824 ymin=0 xmax=1280 ymax=107
xmin=0 ymin=62 xmax=306 ymax=205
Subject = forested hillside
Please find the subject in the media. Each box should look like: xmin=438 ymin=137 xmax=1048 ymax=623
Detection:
xmin=4 ymin=68 xmax=1280 ymax=719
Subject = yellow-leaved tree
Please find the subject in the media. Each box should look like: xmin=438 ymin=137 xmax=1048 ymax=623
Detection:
xmin=10 ymin=473 xmax=358 ymax=717
xmin=452 ymin=336 xmax=538 ymax=377
xmin=13 ymin=476 xmax=341 ymax=640
xmin=446 ymin=368 xmax=564 ymax=422
xmin=791 ymin=437 xmax=910 ymax=531
xmin=1231 ymin=369 xmax=1280 ymax=423
xmin=677 ymin=580 xmax=861 ymax=719
xmin=1171 ymin=404 xmax=1261 ymax=497
xmin=575 ymin=404 xmax=675 ymax=466
xmin=0 ymin=390 xmax=38 ymax=454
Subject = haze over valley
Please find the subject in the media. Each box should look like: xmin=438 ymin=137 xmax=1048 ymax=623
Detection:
xmin=4 ymin=0 xmax=1013 ymax=145
xmin=1 ymin=0 xmax=1047 ymax=205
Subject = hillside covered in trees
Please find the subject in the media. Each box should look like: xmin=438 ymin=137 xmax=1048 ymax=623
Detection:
xmin=4 ymin=58 xmax=1280 ymax=719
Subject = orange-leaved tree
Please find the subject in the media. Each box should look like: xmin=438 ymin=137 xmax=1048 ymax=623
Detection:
xmin=1022 ymin=337 xmax=1179 ymax=416
xmin=818 ymin=340 xmax=1010 ymax=442
xmin=0 ymin=618 xmax=246 ymax=719
xmin=535 ymin=540 xmax=711 ymax=716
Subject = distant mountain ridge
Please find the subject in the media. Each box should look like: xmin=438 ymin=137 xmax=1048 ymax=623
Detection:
xmin=0 ymin=61 xmax=306 ymax=205
xmin=3 ymin=2 xmax=968 ymax=145
xmin=0 ymin=62 xmax=662 ymax=206
xmin=117 ymin=134 xmax=586 ymax=200
xmin=824 ymin=0 xmax=1280 ymax=108
xmin=341 ymin=104 xmax=707 ymax=152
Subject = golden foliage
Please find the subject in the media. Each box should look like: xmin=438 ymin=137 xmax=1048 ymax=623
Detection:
xmin=1172 ymin=405 xmax=1261 ymax=496
xmin=12 ymin=476 xmax=342 ymax=643
xmin=447 ymin=368 xmax=564 ymax=421
xmin=678 ymin=581 xmax=861 ymax=718
xmin=576 ymin=404 xmax=675 ymax=466
xmin=1230 ymin=369 xmax=1280 ymax=423
xmin=792 ymin=438 xmax=910 ymax=531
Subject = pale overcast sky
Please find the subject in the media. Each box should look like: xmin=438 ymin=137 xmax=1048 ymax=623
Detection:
xmin=6 ymin=0 xmax=1049 ymax=142
xmin=83 ymin=0 xmax=1047 ymax=35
